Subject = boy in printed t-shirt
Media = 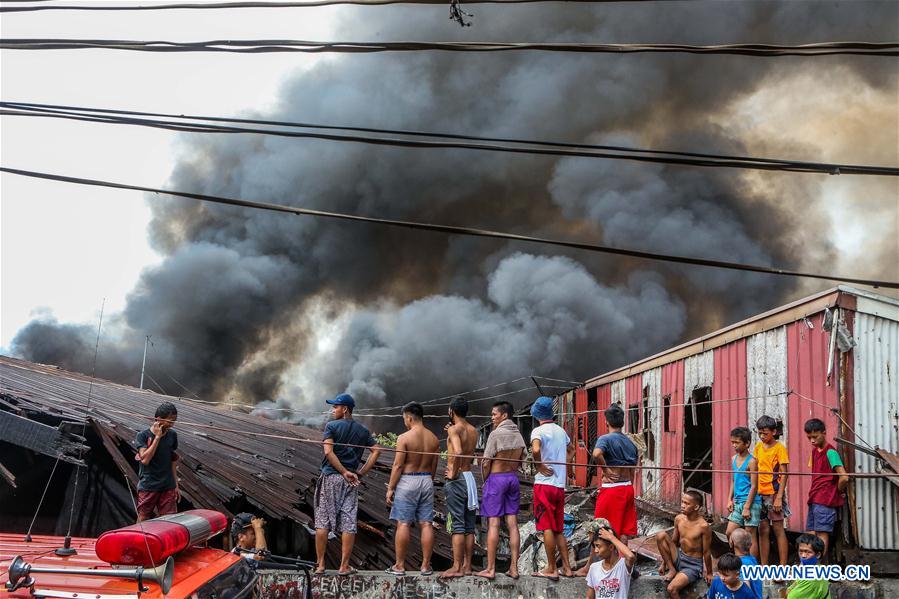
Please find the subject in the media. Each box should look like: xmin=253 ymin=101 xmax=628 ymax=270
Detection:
xmin=585 ymin=521 xmax=636 ymax=599
xmin=707 ymin=553 xmax=757 ymax=599
xmin=753 ymin=415 xmax=789 ymax=566
xmin=803 ymin=418 xmax=848 ymax=559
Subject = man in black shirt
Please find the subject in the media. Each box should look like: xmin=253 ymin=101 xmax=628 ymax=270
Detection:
xmin=134 ymin=402 xmax=180 ymax=522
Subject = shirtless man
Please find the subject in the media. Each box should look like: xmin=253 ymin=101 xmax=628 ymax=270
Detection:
xmin=654 ymin=491 xmax=712 ymax=598
xmin=439 ymin=396 xmax=479 ymax=580
xmin=476 ymin=401 xmax=526 ymax=581
xmin=386 ymin=402 xmax=440 ymax=576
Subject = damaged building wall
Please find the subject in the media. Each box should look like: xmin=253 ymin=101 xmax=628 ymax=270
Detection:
xmin=852 ymin=306 xmax=899 ymax=550
xmin=711 ymin=340 xmax=748 ymax=518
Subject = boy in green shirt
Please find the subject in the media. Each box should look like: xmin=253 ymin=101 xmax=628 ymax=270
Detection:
xmin=785 ymin=534 xmax=828 ymax=599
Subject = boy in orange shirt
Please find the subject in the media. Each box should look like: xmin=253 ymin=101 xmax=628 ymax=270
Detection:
xmin=753 ymin=415 xmax=790 ymax=567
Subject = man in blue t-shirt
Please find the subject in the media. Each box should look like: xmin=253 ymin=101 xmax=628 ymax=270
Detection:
xmin=313 ymin=393 xmax=381 ymax=576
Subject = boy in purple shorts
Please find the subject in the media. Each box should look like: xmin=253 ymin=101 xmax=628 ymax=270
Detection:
xmin=475 ymin=401 xmax=526 ymax=581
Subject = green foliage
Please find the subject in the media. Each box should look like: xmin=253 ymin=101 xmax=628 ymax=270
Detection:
xmin=376 ymin=432 xmax=398 ymax=448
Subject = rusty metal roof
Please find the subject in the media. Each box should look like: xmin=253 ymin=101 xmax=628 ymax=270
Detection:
xmin=0 ymin=355 xmax=467 ymax=569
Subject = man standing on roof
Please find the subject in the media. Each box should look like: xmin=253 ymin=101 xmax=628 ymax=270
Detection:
xmin=134 ymin=402 xmax=180 ymax=523
xmin=530 ymin=395 xmax=576 ymax=580
xmin=439 ymin=396 xmax=479 ymax=580
xmin=314 ymin=393 xmax=382 ymax=576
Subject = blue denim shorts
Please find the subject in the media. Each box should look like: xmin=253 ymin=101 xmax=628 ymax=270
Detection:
xmin=806 ymin=503 xmax=837 ymax=532
xmin=389 ymin=473 xmax=434 ymax=524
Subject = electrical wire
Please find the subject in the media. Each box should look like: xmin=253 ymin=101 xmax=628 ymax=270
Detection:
xmin=0 ymin=0 xmax=692 ymax=12
xmin=4 ymin=102 xmax=895 ymax=177
xmin=4 ymin=166 xmax=897 ymax=289
xmin=2 ymin=38 xmax=896 ymax=56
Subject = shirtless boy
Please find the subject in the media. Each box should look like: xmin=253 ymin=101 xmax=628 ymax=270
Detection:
xmin=386 ymin=402 xmax=440 ymax=576
xmin=655 ymin=491 xmax=712 ymax=598
xmin=440 ymin=396 xmax=479 ymax=580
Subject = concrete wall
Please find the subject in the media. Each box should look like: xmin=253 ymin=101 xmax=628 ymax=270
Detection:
xmin=256 ymin=570 xmax=897 ymax=599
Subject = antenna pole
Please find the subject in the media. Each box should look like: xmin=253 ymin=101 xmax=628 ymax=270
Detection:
xmin=139 ymin=335 xmax=150 ymax=389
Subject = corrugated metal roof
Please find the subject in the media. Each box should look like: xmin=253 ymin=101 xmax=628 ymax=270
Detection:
xmin=0 ymin=356 xmax=455 ymax=570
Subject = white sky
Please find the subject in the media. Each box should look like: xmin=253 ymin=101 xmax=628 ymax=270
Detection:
xmin=1 ymin=3 xmax=341 ymax=349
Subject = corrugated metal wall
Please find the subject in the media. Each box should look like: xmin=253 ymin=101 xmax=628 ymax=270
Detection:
xmin=611 ymin=379 xmax=626 ymax=407
xmin=747 ymin=326 xmax=789 ymax=445
xmin=642 ymin=367 xmax=663 ymax=501
xmin=852 ymin=311 xmax=899 ymax=550
xmin=786 ymin=312 xmax=842 ymax=535
xmin=712 ymin=340 xmax=748 ymax=517
xmin=660 ymin=360 xmax=685 ymax=504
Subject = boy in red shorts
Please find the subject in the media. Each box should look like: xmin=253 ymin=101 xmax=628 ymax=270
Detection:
xmin=577 ymin=403 xmax=638 ymax=576
xmin=530 ymin=395 xmax=576 ymax=580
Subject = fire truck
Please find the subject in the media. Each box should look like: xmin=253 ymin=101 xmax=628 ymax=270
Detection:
xmin=1 ymin=510 xmax=257 ymax=598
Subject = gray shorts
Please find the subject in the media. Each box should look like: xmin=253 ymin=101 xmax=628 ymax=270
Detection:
xmin=675 ymin=549 xmax=704 ymax=584
xmin=390 ymin=473 xmax=434 ymax=524
xmin=314 ymin=473 xmax=358 ymax=534
xmin=445 ymin=478 xmax=476 ymax=534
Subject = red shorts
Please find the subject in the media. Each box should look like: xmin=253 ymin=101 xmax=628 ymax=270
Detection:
xmin=594 ymin=482 xmax=637 ymax=537
xmin=533 ymin=484 xmax=565 ymax=533
xmin=137 ymin=488 xmax=178 ymax=520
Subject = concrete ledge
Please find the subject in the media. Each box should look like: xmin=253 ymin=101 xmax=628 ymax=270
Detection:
xmin=257 ymin=570 xmax=896 ymax=599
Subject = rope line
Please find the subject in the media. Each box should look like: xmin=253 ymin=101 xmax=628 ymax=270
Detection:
xmin=5 ymin=390 xmax=894 ymax=478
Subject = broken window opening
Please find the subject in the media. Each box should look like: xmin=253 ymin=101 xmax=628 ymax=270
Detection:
xmin=683 ymin=386 xmax=713 ymax=494
xmin=663 ymin=395 xmax=672 ymax=432
xmin=642 ymin=391 xmax=656 ymax=461
xmin=627 ymin=404 xmax=639 ymax=435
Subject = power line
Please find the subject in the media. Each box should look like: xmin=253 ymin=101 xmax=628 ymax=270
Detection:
xmin=3 ymin=101 xmax=895 ymax=177
xmin=3 ymin=165 xmax=898 ymax=289
xmin=0 ymin=0 xmax=690 ymax=11
xmin=2 ymin=38 xmax=896 ymax=56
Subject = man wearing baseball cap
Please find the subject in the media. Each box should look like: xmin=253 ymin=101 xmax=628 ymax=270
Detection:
xmin=313 ymin=393 xmax=381 ymax=576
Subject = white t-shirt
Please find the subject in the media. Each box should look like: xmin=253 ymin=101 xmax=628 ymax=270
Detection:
xmin=586 ymin=557 xmax=633 ymax=599
xmin=530 ymin=423 xmax=570 ymax=488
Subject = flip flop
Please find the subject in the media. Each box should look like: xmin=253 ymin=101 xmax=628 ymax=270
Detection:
xmin=559 ymin=572 xmax=576 ymax=578
xmin=385 ymin=567 xmax=406 ymax=576
xmin=420 ymin=569 xmax=433 ymax=576
xmin=337 ymin=568 xmax=358 ymax=577
xmin=532 ymin=571 xmax=560 ymax=582
xmin=503 ymin=572 xmax=520 ymax=580
xmin=474 ymin=572 xmax=495 ymax=581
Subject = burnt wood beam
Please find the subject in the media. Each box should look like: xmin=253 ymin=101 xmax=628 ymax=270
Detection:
xmin=0 ymin=409 xmax=89 ymax=465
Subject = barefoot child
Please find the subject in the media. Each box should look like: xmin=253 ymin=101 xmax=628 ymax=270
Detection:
xmin=753 ymin=415 xmax=790 ymax=566
xmin=707 ymin=553 xmax=757 ymax=599
xmin=785 ymin=534 xmax=828 ymax=599
xmin=803 ymin=418 xmax=848 ymax=559
xmin=726 ymin=427 xmax=760 ymax=559
xmin=655 ymin=491 xmax=713 ymax=599
xmin=585 ymin=524 xmax=636 ymax=599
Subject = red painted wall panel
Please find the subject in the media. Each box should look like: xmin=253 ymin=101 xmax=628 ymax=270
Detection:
xmin=661 ymin=360 xmax=685 ymax=505
xmin=625 ymin=375 xmax=644 ymax=495
xmin=786 ymin=312 xmax=844 ymax=533
xmin=712 ymin=340 xmax=748 ymax=517
xmin=575 ymin=388 xmax=589 ymax=487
